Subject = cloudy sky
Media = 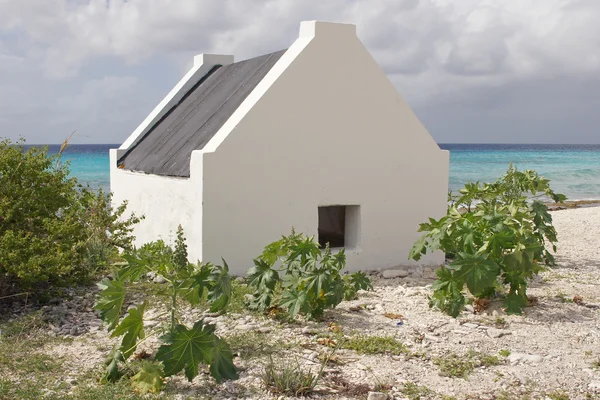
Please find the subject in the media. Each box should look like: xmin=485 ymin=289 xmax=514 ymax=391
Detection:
xmin=1 ymin=0 xmax=599 ymax=144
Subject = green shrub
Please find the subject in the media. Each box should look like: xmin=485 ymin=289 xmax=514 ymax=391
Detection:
xmin=95 ymin=226 xmax=237 ymax=390
xmin=410 ymin=165 xmax=565 ymax=316
xmin=0 ymin=138 xmax=140 ymax=293
xmin=246 ymin=229 xmax=372 ymax=320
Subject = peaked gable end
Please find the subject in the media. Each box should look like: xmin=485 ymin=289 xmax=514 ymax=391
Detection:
xmin=119 ymin=49 xmax=286 ymax=177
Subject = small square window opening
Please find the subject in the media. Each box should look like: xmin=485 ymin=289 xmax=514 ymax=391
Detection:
xmin=318 ymin=205 xmax=361 ymax=249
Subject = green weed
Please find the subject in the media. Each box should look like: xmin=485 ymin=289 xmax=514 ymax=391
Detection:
xmin=434 ymin=353 xmax=474 ymax=378
xmin=226 ymin=331 xmax=296 ymax=359
xmin=434 ymin=350 xmax=501 ymax=378
xmin=400 ymin=382 xmax=435 ymax=399
xmin=341 ymin=334 xmax=408 ymax=355
xmin=498 ymin=349 xmax=511 ymax=357
xmin=260 ymin=355 xmax=319 ymax=396
xmin=546 ymin=390 xmax=570 ymax=400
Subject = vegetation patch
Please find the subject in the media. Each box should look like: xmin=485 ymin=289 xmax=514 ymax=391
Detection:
xmin=434 ymin=350 xmax=501 ymax=379
xmin=401 ymin=382 xmax=436 ymax=400
xmin=94 ymin=226 xmax=237 ymax=393
xmin=434 ymin=352 xmax=475 ymax=378
xmin=226 ymin=330 xmax=297 ymax=360
xmin=410 ymin=165 xmax=565 ymax=317
xmin=341 ymin=334 xmax=408 ymax=355
xmin=260 ymin=355 xmax=320 ymax=397
xmin=545 ymin=390 xmax=570 ymax=400
xmin=499 ymin=349 xmax=511 ymax=357
xmin=246 ymin=230 xmax=372 ymax=320
xmin=0 ymin=138 xmax=140 ymax=296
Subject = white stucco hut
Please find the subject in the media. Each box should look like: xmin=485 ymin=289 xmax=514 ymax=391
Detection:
xmin=110 ymin=20 xmax=449 ymax=275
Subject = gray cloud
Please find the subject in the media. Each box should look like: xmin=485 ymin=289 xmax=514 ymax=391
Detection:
xmin=0 ymin=0 xmax=599 ymax=144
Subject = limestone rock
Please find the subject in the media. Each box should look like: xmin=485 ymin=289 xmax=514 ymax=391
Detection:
xmin=382 ymin=269 xmax=409 ymax=279
xmin=367 ymin=391 xmax=388 ymax=400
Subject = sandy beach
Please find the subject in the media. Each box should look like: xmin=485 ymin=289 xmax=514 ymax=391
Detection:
xmin=2 ymin=206 xmax=599 ymax=399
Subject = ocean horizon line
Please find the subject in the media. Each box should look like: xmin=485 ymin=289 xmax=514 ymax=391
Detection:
xmin=20 ymin=142 xmax=600 ymax=147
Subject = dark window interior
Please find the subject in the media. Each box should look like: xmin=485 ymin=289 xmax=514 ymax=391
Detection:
xmin=318 ymin=206 xmax=346 ymax=248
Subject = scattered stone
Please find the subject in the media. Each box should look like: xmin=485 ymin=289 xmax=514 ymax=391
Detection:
xmin=589 ymin=381 xmax=600 ymax=391
xmin=367 ymin=391 xmax=388 ymax=400
xmin=453 ymin=329 xmax=471 ymax=335
xmin=424 ymin=334 xmax=442 ymax=343
xmin=302 ymin=326 xmax=316 ymax=335
xmin=508 ymin=353 xmax=544 ymax=364
xmin=234 ymin=323 xmax=259 ymax=331
xmin=487 ymin=328 xmax=510 ymax=339
xmin=464 ymin=305 xmax=475 ymax=313
xmin=153 ymin=275 xmax=167 ymax=284
xmin=382 ymin=269 xmax=409 ymax=279
xmin=463 ymin=323 xmax=479 ymax=329
xmin=373 ymin=304 xmax=385 ymax=314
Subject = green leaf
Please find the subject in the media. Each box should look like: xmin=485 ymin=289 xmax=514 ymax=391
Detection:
xmin=504 ymin=290 xmax=528 ymax=315
xmin=177 ymin=266 xmax=211 ymax=306
xmin=261 ymin=238 xmax=288 ymax=265
xmin=209 ymin=337 xmax=239 ymax=383
xmin=349 ymin=271 xmax=373 ymax=292
xmin=280 ymin=270 xmax=300 ymax=289
xmin=305 ymin=269 xmax=331 ymax=299
xmin=450 ymin=253 xmax=500 ymax=297
xmin=286 ymin=236 xmax=320 ymax=265
xmin=408 ymin=235 xmax=427 ymax=261
xmin=280 ymin=288 xmax=309 ymax=319
xmin=112 ymin=302 xmax=146 ymax=359
xmin=95 ymin=278 xmax=126 ymax=331
xmin=249 ymin=291 xmax=273 ymax=312
xmin=481 ymin=230 xmax=514 ymax=258
xmin=131 ymin=362 xmax=165 ymax=394
xmin=247 ymin=258 xmax=279 ymax=311
xmin=156 ymin=320 xmax=237 ymax=383
xmin=102 ymin=346 xmax=124 ymax=383
xmin=247 ymin=258 xmax=279 ymax=291
xmin=207 ymin=260 xmax=232 ymax=312
xmin=115 ymin=253 xmax=150 ymax=283
xmin=428 ymin=289 xmax=466 ymax=318
xmin=429 ymin=266 xmax=467 ymax=317
xmin=431 ymin=266 xmax=462 ymax=292
xmin=156 ymin=321 xmax=214 ymax=381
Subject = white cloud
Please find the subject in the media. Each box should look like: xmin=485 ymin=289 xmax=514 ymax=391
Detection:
xmin=0 ymin=0 xmax=599 ymax=143
xmin=3 ymin=0 xmax=599 ymax=81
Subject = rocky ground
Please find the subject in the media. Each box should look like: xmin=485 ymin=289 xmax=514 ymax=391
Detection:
xmin=1 ymin=206 xmax=599 ymax=399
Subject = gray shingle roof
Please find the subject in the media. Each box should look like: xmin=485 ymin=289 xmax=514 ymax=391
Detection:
xmin=119 ymin=49 xmax=287 ymax=177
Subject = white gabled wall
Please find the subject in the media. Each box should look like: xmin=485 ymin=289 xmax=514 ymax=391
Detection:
xmin=109 ymin=54 xmax=231 ymax=259
xmin=200 ymin=21 xmax=449 ymax=275
xmin=109 ymin=149 xmax=204 ymax=261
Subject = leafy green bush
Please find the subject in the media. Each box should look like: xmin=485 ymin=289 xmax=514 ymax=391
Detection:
xmin=410 ymin=165 xmax=566 ymax=316
xmin=247 ymin=230 xmax=372 ymax=320
xmin=95 ymin=226 xmax=237 ymax=392
xmin=0 ymin=138 xmax=140 ymax=293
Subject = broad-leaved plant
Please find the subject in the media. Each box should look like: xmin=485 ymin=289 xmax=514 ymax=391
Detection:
xmin=409 ymin=165 xmax=566 ymax=317
xmin=95 ymin=226 xmax=237 ymax=393
xmin=247 ymin=230 xmax=372 ymax=320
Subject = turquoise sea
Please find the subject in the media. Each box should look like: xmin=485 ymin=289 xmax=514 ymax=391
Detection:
xmin=39 ymin=143 xmax=600 ymax=201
